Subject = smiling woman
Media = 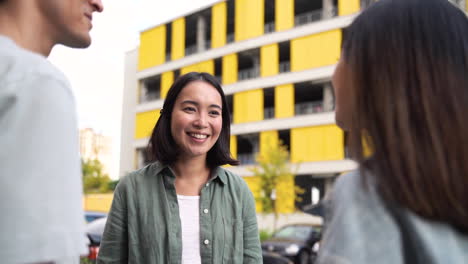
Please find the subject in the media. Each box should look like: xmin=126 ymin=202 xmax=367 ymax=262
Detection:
xmin=97 ymin=72 xmax=263 ymax=264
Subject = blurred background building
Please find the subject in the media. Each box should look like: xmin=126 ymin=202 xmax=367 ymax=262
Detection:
xmin=119 ymin=0 xmax=467 ymax=214
xmin=80 ymin=128 xmax=113 ymax=177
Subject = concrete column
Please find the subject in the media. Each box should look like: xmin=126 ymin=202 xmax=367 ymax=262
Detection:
xmin=322 ymin=0 xmax=334 ymax=19
xmin=323 ymin=83 xmax=334 ymax=112
xmin=197 ymin=16 xmax=206 ymax=52
xmin=323 ymin=176 xmax=335 ymax=197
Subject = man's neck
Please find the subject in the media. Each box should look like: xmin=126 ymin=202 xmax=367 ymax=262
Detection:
xmin=0 ymin=2 xmax=54 ymax=56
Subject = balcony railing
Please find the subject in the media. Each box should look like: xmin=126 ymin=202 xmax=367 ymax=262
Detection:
xmin=294 ymin=101 xmax=324 ymax=116
xmin=264 ymin=21 xmax=275 ymax=34
xmin=227 ymin=33 xmax=234 ymax=44
xmin=238 ymin=153 xmax=256 ymax=165
xmin=294 ymin=7 xmax=337 ymax=27
xmin=185 ymin=45 xmax=197 ymax=56
xmin=140 ymin=90 xmax=160 ymax=103
xmin=238 ymin=67 xmax=260 ymax=81
xmin=279 ymin=61 xmax=290 ymax=73
xmin=264 ymin=107 xmax=275 ymax=119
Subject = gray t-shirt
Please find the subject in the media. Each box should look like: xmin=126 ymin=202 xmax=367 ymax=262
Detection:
xmin=0 ymin=35 xmax=88 ymax=263
xmin=317 ymin=170 xmax=468 ymax=264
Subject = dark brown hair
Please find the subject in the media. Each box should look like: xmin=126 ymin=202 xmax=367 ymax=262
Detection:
xmin=343 ymin=0 xmax=468 ymax=233
xmin=147 ymin=72 xmax=239 ymax=167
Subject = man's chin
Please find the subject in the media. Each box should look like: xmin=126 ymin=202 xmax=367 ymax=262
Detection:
xmin=60 ymin=34 xmax=92 ymax=49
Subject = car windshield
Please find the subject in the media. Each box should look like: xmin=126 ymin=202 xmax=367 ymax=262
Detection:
xmin=272 ymin=225 xmax=317 ymax=240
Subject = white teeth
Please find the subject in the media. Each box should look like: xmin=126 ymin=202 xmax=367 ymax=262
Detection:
xmin=190 ymin=133 xmax=208 ymax=139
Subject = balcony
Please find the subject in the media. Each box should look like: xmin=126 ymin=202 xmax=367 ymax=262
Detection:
xmin=294 ymin=7 xmax=337 ymax=27
xmin=238 ymin=67 xmax=260 ymax=81
xmin=264 ymin=21 xmax=275 ymax=34
xmin=264 ymin=107 xmax=275 ymax=119
xmin=238 ymin=153 xmax=256 ymax=165
xmin=279 ymin=61 xmax=291 ymax=73
xmin=295 ymin=101 xmax=324 ymax=116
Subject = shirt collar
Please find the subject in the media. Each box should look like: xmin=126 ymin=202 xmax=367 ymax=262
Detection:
xmin=151 ymin=162 xmax=227 ymax=185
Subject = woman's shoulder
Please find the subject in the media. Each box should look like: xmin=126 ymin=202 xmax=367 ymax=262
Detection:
xmin=217 ymin=167 xmax=251 ymax=191
xmin=115 ymin=162 xmax=164 ymax=192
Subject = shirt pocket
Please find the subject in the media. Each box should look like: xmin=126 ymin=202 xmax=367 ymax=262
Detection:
xmin=222 ymin=217 xmax=244 ymax=264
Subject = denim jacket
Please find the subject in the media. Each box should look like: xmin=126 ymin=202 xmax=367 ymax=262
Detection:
xmin=317 ymin=170 xmax=468 ymax=264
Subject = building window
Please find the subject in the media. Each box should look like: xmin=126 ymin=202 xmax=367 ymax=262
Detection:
xmin=140 ymin=75 xmax=161 ymax=103
xmin=237 ymin=133 xmax=259 ymax=165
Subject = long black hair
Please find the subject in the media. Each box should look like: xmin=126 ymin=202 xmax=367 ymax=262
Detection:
xmin=343 ymin=0 xmax=468 ymax=233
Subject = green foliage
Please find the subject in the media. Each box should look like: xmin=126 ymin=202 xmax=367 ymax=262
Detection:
xmin=82 ymin=158 xmax=111 ymax=193
xmin=259 ymin=229 xmax=273 ymax=242
xmin=107 ymin=179 xmax=120 ymax=191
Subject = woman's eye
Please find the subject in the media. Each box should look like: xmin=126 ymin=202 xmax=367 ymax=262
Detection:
xmin=209 ymin=110 xmax=221 ymax=116
xmin=183 ymin=107 xmax=196 ymax=112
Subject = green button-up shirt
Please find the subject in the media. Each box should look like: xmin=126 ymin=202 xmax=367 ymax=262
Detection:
xmin=97 ymin=162 xmax=262 ymax=264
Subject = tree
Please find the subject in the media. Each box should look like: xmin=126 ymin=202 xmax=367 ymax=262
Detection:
xmin=249 ymin=140 xmax=302 ymax=230
xmin=82 ymin=158 xmax=111 ymax=193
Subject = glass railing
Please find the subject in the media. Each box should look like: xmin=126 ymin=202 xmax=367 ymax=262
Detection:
xmin=264 ymin=107 xmax=275 ymax=119
xmin=140 ymin=91 xmax=160 ymax=103
xmin=294 ymin=7 xmax=337 ymax=27
xmin=264 ymin=21 xmax=275 ymax=34
xmin=279 ymin=61 xmax=290 ymax=73
xmin=238 ymin=67 xmax=260 ymax=81
xmin=294 ymin=101 xmax=324 ymax=115
xmin=185 ymin=45 xmax=197 ymax=56
xmin=238 ymin=153 xmax=256 ymax=165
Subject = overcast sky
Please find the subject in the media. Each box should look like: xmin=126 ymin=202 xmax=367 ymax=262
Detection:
xmin=48 ymin=0 xmax=221 ymax=179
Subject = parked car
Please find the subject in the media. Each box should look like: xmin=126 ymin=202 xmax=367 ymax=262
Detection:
xmin=84 ymin=217 xmax=107 ymax=261
xmin=85 ymin=211 xmax=107 ymax=223
xmin=82 ymin=217 xmax=295 ymax=263
xmin=261 ymin=223 xmax=322 ymax=264
xmin=263 ymin=250 xmax=294 ymax=264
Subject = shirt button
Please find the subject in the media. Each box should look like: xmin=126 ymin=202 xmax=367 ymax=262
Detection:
xmin=203 ymin=209 xmax=209 ymax=214
xmin=204 ymin=239 xmax=209 ymax=245
xmin=205 ymin=183 xmax=210 ymax=187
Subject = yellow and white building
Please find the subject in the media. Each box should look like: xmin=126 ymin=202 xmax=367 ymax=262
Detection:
xmin=120 ymin=0 xmax=467 ymax=213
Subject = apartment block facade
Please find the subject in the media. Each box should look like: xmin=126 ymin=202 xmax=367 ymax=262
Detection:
xmin=120 ymin=0 xmax=467 ymax=213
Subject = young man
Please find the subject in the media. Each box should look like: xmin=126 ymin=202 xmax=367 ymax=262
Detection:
xmin=0 ymin=0 xmax=103 ymax=263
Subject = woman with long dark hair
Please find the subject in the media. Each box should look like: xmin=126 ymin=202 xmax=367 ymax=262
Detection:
xmin=318 ymin=0 xmax=468 ymax=263
xmin=97 ymin=72 xmax=262 ymax=263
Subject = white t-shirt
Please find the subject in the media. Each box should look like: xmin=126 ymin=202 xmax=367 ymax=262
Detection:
xmin=0 ymin=35 xmax=88 ymax=263
xmin=177 ymin=195 xmax=201 ymax=264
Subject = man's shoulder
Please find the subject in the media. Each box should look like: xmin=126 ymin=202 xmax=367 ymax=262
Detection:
xmin=0 ymin=36 xmax=67 ymax=86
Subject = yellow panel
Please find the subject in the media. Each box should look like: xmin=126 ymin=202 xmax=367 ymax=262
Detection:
xmin=291 ymin=30 xmax=341 ymax=72
xmin=260 ymin=130 xmax=278 ymax=159
xmin=324 ymin=125 xmax=345 ymax=160
xmin=235 ymin=0 xmax=264 ymax=41
xmin=247 ymin=89 xmax=264 ymax=122
xmin=171 ymin=18 xmax=185 ymax=60
xmin=83 ymin=194 xmax=114 ymax=213
xmin=275 ymin=84 xmax=294 ymax=118
xmin=276 ymin=175 xmax=295 ymax=213
xmin=291 ymin=125 xmax=345 ymax=162
xmin=260 ymin=44 xmax=279 ymax=77
xmin=222 ymin=54 xmax=238 ymax=84
xmin=161 ymin=71 xmax=174 ymax=99
xmin=230 ymin=135 xmax=237 ymax=159
xmin=181 ymin=60 xmax=215 ymax=75
xmin=242 ymin=176 xmax=262 ymax=212
xmin=138 ymin=25 xmax=166 ymax=70
xmin=338 ymin=0 xmax=360 ymax=16
xmin=233 ymin=92 xmax=246 ymax=124
xmin=212 ymin=2 xmax=227 ymax=48
xmin=233 ymin=90 xmax=264 ymax=123
xmin=135 ymin=110 xmax=160 ymax=139
xmin=275 ymin=0 xmax=294 ymax=31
